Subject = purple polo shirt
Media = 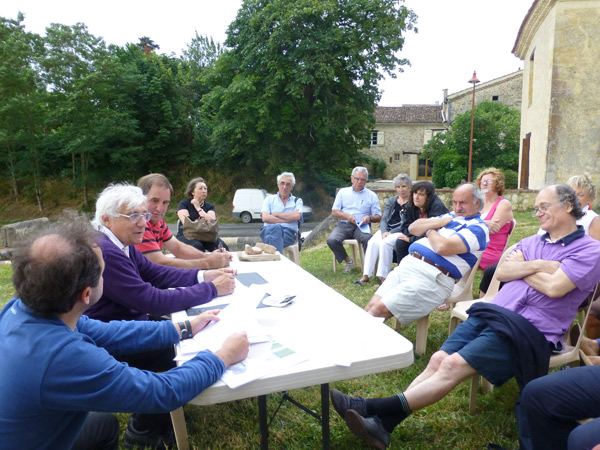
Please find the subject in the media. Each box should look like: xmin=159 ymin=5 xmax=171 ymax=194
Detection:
xmin=492 ymin=227 xmax=600 ymax=345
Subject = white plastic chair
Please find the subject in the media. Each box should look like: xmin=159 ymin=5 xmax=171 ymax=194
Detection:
xmin=333 ymin=239 xmax=365 ymax=273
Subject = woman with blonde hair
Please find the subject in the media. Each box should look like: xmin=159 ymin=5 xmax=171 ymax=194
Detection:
xmin=475 ymin=168 xmax=514 ymax=270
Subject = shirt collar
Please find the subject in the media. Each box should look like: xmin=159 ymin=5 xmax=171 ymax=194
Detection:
xmin=539 ymin=225 xmax=585 ymax=246
xmin=100 ymin=225 xmax=129 ymax=257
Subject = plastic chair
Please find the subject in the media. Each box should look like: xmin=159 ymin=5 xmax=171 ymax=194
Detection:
xmin=283 ymin=227 xmax=303 ymax=266
xmin=333 ymin=239 xmax=365 ymax=273
xmin=443 ymin=219 xmax=516 ymax=315
xmin=394 ymin=252 xmax=483 ymax=356
xmin=465 ymin=280 xmax=599 ymax=414
xmin=448 ymin=243 xmax=518 ymax=336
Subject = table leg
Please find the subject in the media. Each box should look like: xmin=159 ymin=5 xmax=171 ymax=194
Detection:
xmin=258 ymin=395 xmax=269 ymax=450
xmin=170 ymin=407 xmax=190 ymax=450
xmin=321 ymin=384 xmax=330 ymax=450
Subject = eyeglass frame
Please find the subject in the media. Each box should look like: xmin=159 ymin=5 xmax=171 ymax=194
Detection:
xmin=352 ymin=175 xmax=368 ymax=182
xmin=115 ymin=212 xmax=152 ymax=222
xmin=531 ymin=201 xmax=564 ymax=217
xmin=479 ymin=179 xmax=495 ymax=186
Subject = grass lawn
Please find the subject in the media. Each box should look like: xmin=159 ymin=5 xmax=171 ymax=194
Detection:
xmin=0 ymin=212 xmax=543 ymax=449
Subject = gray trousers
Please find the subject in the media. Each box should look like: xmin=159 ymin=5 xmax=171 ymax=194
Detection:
xmin=327 ymin=221 xmax=372 ymax=263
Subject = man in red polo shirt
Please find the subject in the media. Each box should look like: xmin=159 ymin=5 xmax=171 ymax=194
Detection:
xmin=135 ymin=174 xmax=231 ymax=269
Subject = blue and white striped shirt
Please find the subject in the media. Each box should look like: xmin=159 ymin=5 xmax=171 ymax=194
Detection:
xmin=409 ymin=212 xmax=489 ymax=279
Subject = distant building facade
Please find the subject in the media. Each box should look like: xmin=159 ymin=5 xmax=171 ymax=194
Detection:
xmin=513 ymin=0 xmax=600 ymax=189
xmin=442 ymin=70 xmax=523 ymax=124
xmin=364 ymin=71 xmax=523 ymax=180
xmin=366 ymin=105 xmax=445 ymax=180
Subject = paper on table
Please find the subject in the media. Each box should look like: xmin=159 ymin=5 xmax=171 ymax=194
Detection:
xmin=220 ymin=340 xmax=307 ymax=389
xmin=178 ymin=286 xmax=270 ymax=355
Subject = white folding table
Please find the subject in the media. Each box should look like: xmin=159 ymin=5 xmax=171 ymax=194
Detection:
xmin=171 ymin=254 xmax=414 ymax=449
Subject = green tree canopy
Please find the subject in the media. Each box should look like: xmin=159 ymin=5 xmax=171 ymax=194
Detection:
xmin=203 ymin=0 xmax=417 ymax=186
xmin=422 ymin=100 xmax=521 ymax=188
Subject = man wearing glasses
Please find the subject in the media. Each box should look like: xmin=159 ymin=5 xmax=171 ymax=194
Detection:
xmin=327 ymin=166 xmax=382 ymax=272
xmin=331 ymin=185 xmax=600 ymax=450
xmin=85 ymin=183 xmax=236 ymax=448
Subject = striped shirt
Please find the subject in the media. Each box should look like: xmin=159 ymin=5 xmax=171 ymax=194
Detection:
xmin=135 ymin=219 xmax=173 ymax=254
xmin=409 ymin=212 xmax=489 ymax=279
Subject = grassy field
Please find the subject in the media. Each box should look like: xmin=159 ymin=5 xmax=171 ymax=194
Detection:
xmin=0 ymin=212 xmax=541 ymax=449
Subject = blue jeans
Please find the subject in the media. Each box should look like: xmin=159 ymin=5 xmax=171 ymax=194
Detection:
xmin=521 ymin=366 xmax=600 ymax=450
xmin=260 ymin=224 xmax=296 ymax=253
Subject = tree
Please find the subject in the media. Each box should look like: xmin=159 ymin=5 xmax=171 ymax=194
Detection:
xmin=203 ymin=0 xmax=417 ymax=186
xmin=0 ymin=14 xmax=47 ymax=208
xmin=422 ymin=101 xmax=521 ymax=188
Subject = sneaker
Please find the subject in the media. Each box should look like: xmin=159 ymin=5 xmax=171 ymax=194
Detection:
xmin=344 ymin=259 xmax=355 ymax=273
xmin=345 ymin=409 xmax=391 ymax=449
xmin=330 ymin=388 xmax=367 ymax=418
xmin=123 ymin=421 xmax=175 ymax=449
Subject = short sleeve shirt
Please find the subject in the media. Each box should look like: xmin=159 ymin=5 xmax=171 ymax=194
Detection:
xmin=262 ymin=194 xmax=303 ymax=231
xmin=135 ymin=219 xmax=173 ymax=254
xmin=409 ymin=212 xmax=489 ymax=279
xmin=492 ymin=229 xmax=600 ymax=344
xmin=332 ymin=186 xmax=382 ymax=223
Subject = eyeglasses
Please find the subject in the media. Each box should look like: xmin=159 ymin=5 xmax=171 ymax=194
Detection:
xmin=116 ymin=212 xmax=152 ymax=222
xmin=352 ymin=176 xmax=367 ymax=182
xmin=480 ymin=179 xmax=494 ymax=186
xmin=531 ymin=201 xmax=563 ymax=217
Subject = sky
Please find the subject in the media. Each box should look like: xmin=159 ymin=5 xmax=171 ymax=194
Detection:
xmin=1 ymin=0 xmax=534 ymax=106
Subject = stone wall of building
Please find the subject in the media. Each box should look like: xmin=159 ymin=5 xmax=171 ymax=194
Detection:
xmin=367 ymin=122 xmax=446 ymax=179
xmin=545 ymin=2 xmax=600 ymax=187
xmin=445 ymin=72 xmax=523 ymax=123
xmin=515 ymin=0 xmax=600 ymax=190
xmin=371 ymin=188 xmax=539 ymax=213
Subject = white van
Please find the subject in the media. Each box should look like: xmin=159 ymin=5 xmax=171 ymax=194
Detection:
xmin=232 ymin=188 xmax=313 ymax=223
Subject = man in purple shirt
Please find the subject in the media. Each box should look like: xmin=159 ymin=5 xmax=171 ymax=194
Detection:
xmin=330 ymin=185 xmax=600 ymax=450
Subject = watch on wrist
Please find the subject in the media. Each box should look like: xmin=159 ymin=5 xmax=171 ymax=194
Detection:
xmin=178 ymin=321 xmax=193 ymax=340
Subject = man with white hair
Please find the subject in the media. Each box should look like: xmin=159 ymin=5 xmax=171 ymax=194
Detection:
xmin=85 ymin=183 xmax=236 ymax=447
xmin=86 ymin=183 xmax=235 ymax=323
xmin=327 ymin=166 xmax=382 ymax=272
xmin=260 ymin=171 xmax=303 ymax=254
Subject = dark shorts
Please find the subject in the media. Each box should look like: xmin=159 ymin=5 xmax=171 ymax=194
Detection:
xmin=440 ymin=316 xmax=515 ymax=386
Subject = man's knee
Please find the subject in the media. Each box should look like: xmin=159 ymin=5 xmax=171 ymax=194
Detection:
xmin=436 ymin=352 xmax=473 ymax=379
xmin=427 ymin=350 xmax=450 ymax=372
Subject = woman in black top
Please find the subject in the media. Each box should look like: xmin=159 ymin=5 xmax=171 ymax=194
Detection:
xmin=395 ymin=180 xmax=449 ymax=262
xmin=176 ymin=177 xmax=229 ymax=252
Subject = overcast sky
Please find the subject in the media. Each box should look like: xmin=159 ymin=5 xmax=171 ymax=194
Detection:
xmin=2 ymin=0 xmax=533 ymax=106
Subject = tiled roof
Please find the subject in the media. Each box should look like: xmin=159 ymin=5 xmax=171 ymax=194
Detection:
xmin=375 ymin=105 xmax=443 ymax=124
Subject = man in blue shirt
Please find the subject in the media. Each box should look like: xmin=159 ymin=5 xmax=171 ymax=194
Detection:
xmin=327 ymin=166 xmax=382 ymax=272
xmin=260 ymin=172 xmax=303 ymax=254
xmin=0 ymin=219 xmax=249 ymax=450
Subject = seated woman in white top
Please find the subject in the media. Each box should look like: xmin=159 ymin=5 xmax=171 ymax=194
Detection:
xmin=356 ymin=174 xmax=412 ymax=285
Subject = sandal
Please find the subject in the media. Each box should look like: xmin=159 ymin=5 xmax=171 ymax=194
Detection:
xmin=354 ymin=278 xmax=370 ymax=286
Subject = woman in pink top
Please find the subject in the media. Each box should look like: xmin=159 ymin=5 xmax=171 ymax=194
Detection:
xmin=476 ymin=168 xmax=514 ymax=270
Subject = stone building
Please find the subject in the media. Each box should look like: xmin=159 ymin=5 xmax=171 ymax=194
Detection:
xmin=364 ymin=72 xmax=523 ymax=180
xmin=513 ymin=0 xmax=600 ymax=189
xmin=366 ymin=105 xmax=445 ymax=180
xmin=442 ymin=70 xmax=523 ymax=124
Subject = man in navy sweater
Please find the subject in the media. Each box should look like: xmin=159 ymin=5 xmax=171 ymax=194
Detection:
xmin=0 ymin=220 xmax=249 ymax=450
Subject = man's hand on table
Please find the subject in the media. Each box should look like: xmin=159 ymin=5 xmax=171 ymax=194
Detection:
xmin=190 ymin=309 xmax=222 ymax=334
xmin=202 ymin=252 xmax=232 ymax=269
xmin=211 ymin=273 xmax=236 ymax=296
xmin=215 ymin=332 xmax=250 ymax=368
